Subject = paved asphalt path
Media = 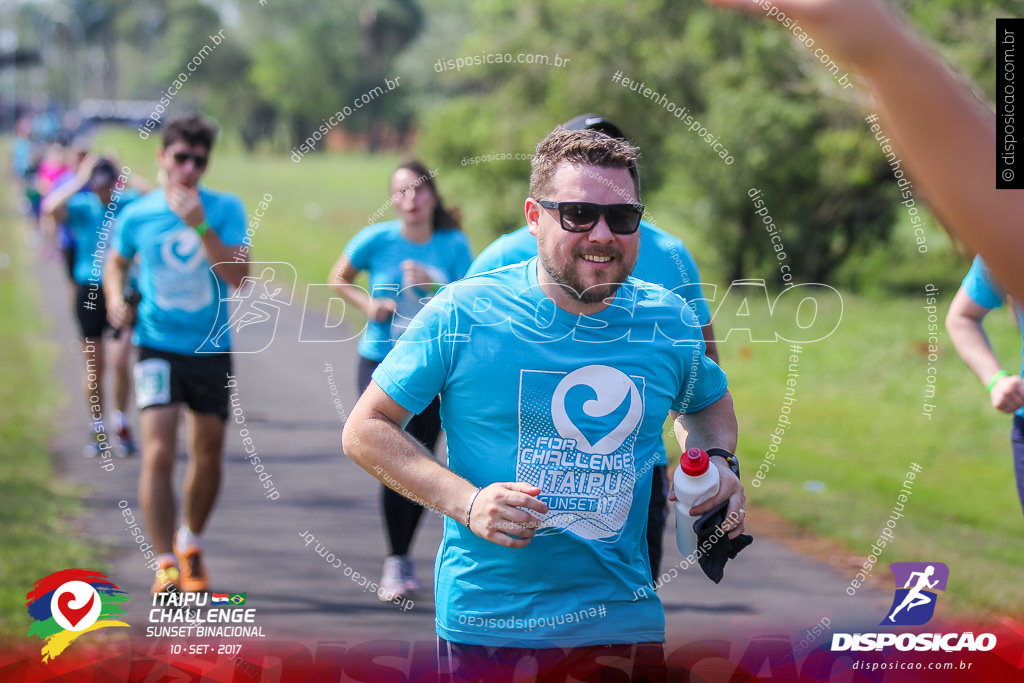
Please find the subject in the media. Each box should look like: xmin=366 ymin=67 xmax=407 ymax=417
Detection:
xmin=36 ymin=254 xmax=892 ymax=658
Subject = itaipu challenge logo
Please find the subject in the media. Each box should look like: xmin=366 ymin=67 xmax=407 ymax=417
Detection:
xmin=25 ymin=569 xmax=129 ymax=661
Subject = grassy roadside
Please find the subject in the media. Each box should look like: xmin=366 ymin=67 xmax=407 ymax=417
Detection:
xmin=0 ymin=168 xmax=100 ymax=640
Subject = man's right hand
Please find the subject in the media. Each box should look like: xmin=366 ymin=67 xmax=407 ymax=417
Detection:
xmin=468 ymin=483 xmax=549 ymax=549
xmin=368 ymin=298 xmax=397 ymax=323
xmin=107 ymin=298 xmax=128 ymax=330
xmin=991 ymin=374 xmax=1024 ymax=413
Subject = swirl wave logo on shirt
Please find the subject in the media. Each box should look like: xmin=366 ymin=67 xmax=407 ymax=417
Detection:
xmin=162 ymin=228 xmax=206 ymax=273
xmin=551 ymin=365 xmax=643 ymax=455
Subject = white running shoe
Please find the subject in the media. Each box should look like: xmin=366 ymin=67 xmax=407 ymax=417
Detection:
xmin=398 ymin=556 xmax=420 ymax=594
xmin=378 ymin=556 xmax=405 ymax=602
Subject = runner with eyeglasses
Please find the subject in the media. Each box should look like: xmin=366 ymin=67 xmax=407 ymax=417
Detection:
xmin=105 ymin=114 xmax=250 ymax=594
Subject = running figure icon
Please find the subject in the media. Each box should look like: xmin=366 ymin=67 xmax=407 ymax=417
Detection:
xmin=209 ymin=266 xmax=286 ymax=347
xmin=887 ymin=565 xmax=939 ymax=623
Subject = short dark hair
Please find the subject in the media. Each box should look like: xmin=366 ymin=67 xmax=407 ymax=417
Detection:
xmin=162 ymin=114 xmax=217 ymax=151
xmin=529 ymin=128 xmax=640 ymax=202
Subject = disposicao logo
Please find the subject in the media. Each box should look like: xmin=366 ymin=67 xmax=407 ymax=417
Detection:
xmin=883 ymin=562 xmax=948 ymax=626
xmin=831 ymin=562 xmax=996 ymax=653
xmin=26 ymin=569 xmax=129 ymax=661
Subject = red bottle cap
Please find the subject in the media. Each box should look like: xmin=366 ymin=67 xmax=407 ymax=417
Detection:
xmin=681 ymin=447 xmax=710 ymax=476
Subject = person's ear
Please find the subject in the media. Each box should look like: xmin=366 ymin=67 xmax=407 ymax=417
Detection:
xmin=525 ymin=197 xmax=541 ymax=236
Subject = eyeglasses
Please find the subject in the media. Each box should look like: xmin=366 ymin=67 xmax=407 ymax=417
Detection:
xmin=172 ymin=151 xmax=208 ymax=168
xmin=537 ymin=200 xmax=643 ymax=235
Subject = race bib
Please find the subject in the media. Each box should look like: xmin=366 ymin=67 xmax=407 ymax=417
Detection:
xmin=134 ymin=358 xmax=171 ymax=409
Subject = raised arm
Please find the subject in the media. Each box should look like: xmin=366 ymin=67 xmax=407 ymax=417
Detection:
xmin=41 ymin=155 xmax=95 ymax=224
xmin=709 ymin=0 xmax=1024 ymax=300
xmin=165 ymin=184 xmax=249 ymax=288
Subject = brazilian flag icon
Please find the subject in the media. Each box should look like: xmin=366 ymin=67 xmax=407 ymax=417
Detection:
xmin=229 ymin=593 xmax=246 ymax=606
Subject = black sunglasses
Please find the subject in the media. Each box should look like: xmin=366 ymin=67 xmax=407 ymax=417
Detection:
xmin=537 ymin=200 xmax=643 ymax=235
xmin=172 ymin=151 xmax=208 ymax=168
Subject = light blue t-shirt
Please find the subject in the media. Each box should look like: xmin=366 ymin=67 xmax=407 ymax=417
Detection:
xmin=67 ymin=189 xmax=141 ymax=285
xmin=344 ymin=220 xmax=474 ymax=361
xmin=114 ymin=187 xmax=247 ymax=355
xmin=962 ymin=255 xmax=1024 ymax=418
xmin=467 ymin=220 xmax=712 ymax=467
xmin=372 ymin=258 xmax=728 ymax=647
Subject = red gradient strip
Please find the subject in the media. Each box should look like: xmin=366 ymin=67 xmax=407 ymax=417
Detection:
xmin=0 ymin=621 xmax=1019 ymax=682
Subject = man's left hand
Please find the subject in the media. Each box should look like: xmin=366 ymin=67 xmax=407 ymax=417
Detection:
xmin=669 ymin=459 xmax=746 ymax=539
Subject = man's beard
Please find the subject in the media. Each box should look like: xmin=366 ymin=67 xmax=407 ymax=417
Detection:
xmin=539 ymin=247 xmax=631 ymax=304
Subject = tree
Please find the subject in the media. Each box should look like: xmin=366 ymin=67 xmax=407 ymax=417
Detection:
xmin=411 ymin=0 xmax=1017 ymax=285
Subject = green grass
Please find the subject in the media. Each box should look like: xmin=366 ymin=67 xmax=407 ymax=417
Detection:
xmin=0 ymin=165 xmax=99 ymax=641
xmin=720 ymin=291 xmax=1024 ymax=618
xmin=68 ymin=128 xmax=1024 ymax=617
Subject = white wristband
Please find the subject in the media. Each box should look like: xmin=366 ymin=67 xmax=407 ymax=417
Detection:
xmin=465 ymin=487 xmax=483 ymax=530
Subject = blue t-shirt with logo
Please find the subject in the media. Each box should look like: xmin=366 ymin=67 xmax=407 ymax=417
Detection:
xmin=372 ymin=258 xmax=728 ymax=647
xmin=114 ymin=187 xmax=247 ymax=355
xmin=962 ymin=255 xmax=1024 ymax=418
xmin=66 ymin=189 xmax=142 ymax=285
xmin=344 ymin=220 xmax=474 ymax=361
xmin=467 ymin=221 xmax=712 ymax=467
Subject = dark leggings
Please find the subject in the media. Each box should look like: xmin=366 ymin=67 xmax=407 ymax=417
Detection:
xmin=358 ymin=356 xmax=442 ymax=556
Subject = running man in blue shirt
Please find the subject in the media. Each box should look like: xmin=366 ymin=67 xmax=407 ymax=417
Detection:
xmin=343 ymin=128 xmax=744 ymax=679
xmin=43 ymin=156 xmax=142 ymax=459
xmin=946 ymin=256 xmax=1024 ymax=515
xmin=467 ymin=114 xmax=718 ymax=581
xmin=104 ymin=114 xmax=250 ymax=594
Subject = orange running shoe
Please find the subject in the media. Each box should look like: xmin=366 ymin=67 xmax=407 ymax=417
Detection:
xmin=151 ymin=560 xmax=181 ymax=594
xmin=177 ymin=546 xmax=210 ymax=592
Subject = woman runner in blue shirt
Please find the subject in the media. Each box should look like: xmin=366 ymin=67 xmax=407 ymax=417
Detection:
xmin=329 ymin=158 xmax=473 ymax=602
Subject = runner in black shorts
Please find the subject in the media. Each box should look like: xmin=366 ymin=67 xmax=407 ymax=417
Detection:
xmin=134 ymin=347 xmax=232 ymax=420
xmin=105 ymin=114 xmax=250 ymax=595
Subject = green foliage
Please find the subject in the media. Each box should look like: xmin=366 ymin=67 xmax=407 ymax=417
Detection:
xmin=407 ymin=0 xmax=1018 ymax=288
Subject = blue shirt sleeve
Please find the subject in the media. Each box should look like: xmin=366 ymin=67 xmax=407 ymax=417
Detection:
xmin=961 ymin=255 xmax=1004 ymax=310
xmin=114 ymin=203 xmax=138 ymax=259
xmin=466 ymin=235 xmax=508 ymax=277
xmin=654 ymin=235 xmax=712 ymax=327
xmin=372 ymin=290 xmax=455 ymax=415
xmin=671 ymin=243 xmax=712 ymax=326
xmin=214 ymin=194 xmax=247 ymax=247
xmin=669 ymin=303 xmax=728 ymax=412
xmin=65 ymin=194 xmax=93 ymax=236
xmin=343 ymin=225 xmax=381 ymax=272
xmin=448 ymin=231 xmax=475 ymax=281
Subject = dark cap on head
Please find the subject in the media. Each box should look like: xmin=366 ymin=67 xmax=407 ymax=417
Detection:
xmin=561 ymin=114 xmax=627 ymax=142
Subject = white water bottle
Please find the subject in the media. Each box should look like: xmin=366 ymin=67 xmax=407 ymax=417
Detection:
xmin=674 ymin=447 xmax=721 ymax=556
